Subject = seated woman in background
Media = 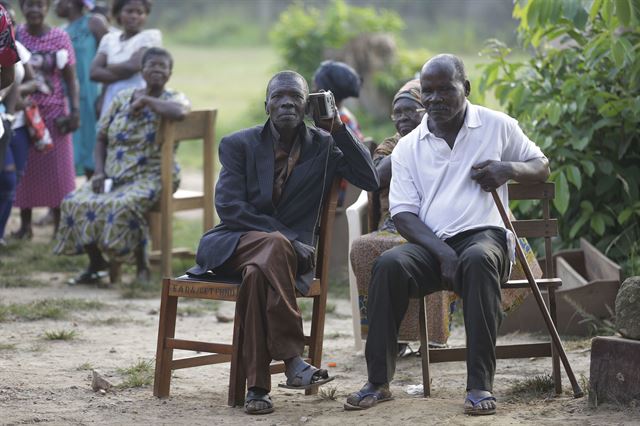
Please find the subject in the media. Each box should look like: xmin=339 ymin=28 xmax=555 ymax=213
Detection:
xmin=54 ymin=47 xmax=190 ymax=285
xmin=90 ymin=0 xmax=161 ymax=118
xmin=350 ymin=79 xmax=454 ymax=352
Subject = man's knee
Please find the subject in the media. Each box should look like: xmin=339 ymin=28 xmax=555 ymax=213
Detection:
xmin=372 ymin=247 xmax=406 ymax=278
xmin=242 ymin=264 xmax=268 ymax=292
xmin=259 ymin=231 xmax=295 ymax=259
xmin=460 ymin=244 xmax=499 ymax=272
xmin=369 ymin=248 xmax=412 ymax=296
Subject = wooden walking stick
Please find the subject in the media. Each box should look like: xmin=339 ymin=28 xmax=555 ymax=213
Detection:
xmin=491 ymin=190 xmax=584 ymax=398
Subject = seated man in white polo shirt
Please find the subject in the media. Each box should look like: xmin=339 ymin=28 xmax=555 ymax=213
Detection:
xmin=344 ymin=54 xmax=549 ymax=416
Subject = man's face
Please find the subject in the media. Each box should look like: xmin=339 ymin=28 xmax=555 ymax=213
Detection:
xmin=420 ymin=62 xmax=469 ymax=126
xmin=265 ymin=76 xmax=307 ymax=131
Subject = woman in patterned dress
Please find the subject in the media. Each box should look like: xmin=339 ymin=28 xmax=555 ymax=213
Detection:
xmin=54 ymin=47 xmax=190 ymax=285
xmin=12 ymin=0 xmax=80 ymax=239
xmin=90 ymin=0 xmax=161 ymax=118
xmin=55 ymin=0 xmax=109 ymax=178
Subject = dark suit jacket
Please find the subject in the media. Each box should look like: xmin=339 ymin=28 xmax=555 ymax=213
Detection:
xmin=188 ymin=119 xmax=379 ymax=294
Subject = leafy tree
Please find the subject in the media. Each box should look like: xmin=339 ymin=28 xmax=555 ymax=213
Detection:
xmin=479 ymin=0 xmax=640 ymax=259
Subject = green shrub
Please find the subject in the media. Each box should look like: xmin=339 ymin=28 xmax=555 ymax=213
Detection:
xmin=478 ymin=0 xmax=640 ymax=255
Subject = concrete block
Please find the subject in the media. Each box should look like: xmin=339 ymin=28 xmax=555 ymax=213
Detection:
xmin=590 ymin=336 xmax=640 ymax=407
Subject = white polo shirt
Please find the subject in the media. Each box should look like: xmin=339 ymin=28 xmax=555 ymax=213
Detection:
xmin=389 ymin=101 xmax=546 ymax=240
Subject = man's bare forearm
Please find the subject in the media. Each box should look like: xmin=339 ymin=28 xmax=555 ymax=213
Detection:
xmin=394 ymin=212 xmax=455 ymax=259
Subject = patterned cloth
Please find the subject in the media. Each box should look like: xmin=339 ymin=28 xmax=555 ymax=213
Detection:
xmin=351 ymin=231 xmax=452 ymax=343
xmin=14 ymin=26 xmax=76 ymax=208
xmin=54 ymin=88 xmax=189 ymax=262
xmin=64 ymin=14 xmax=100 ymax=175
xmin=0 ymin=5 xmax=18 ymax=67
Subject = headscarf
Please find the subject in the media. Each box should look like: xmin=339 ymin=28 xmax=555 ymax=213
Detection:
xmin=392 ymin=78 xmax=422 ymax=108
xmin=312 ymin=60 xmax=361 ymax=102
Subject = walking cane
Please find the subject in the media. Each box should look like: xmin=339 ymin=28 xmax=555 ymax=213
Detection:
xmin=491 ymin=189 xmax=584 ymax=398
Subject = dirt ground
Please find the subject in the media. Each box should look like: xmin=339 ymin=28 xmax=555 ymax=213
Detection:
xmin=2 ymin=216 xmax=640 ymax=425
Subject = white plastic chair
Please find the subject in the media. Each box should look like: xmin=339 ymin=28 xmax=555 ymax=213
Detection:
xmin=346 ymin=190 xmax=369 ymax=352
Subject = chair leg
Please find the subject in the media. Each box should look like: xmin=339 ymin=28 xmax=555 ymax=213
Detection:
xmin=306 ymin=294 xmax=327 ymax=396
xmin=154 ymin=278 xmax=178 ymax=397
xmin=109 ymin=262 xmax=122 ymax=284
xmin=418 ymin=296 xmax=431 ymax=397
xmin=348 ymin=259 xmax=364 ymax=353
xmin=548 ymin=288 xmax=562 ymax=394
xmin=228 ymin=306 xmax=246 ymax=407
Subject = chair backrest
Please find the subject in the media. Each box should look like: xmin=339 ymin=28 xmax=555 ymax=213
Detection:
xmin=158 ymin=110 xmax=217 ymax=224
xmin=156 ymin=109 xmax=217 ymax=277
xmin=507 ymin=182 xmax=557 ymax=278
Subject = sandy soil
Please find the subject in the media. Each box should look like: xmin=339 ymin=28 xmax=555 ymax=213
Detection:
xmin=2 ymin=177 xmax=639 ymax=425
xmin=2 ymin=252 xmax=639 ymax=426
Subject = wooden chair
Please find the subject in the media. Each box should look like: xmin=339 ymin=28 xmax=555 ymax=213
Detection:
xmin=148 ymin=109 xmax=217 ymax=278
xmin=153 ymin=178 xmax=340 ymax=406
xmin=418 ymin=182 xmax=563 ymax=396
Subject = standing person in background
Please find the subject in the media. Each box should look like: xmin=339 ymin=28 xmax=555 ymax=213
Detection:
xmin=0 ymin=2 xmax=18 ymax=90
xmin=0 ymin=0 xmax=21 ymax=246
xmin=55 ymin=0 xmax=109 ymax=179
xmin=312 ymin=60 xmax=364 ymax=206
xmin=90 ymin=0 xmax=160 ymax=118
xmin=12 ymin=0 xmax=80 ymax=240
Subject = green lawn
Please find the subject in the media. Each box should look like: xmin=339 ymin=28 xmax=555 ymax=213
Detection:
xmin=165 ymin=43 xmax=279 ymax=169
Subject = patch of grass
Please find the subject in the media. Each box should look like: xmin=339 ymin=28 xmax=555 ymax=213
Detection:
xmin=43 ymin=329 xmax=77 ymax=341
xmin=505 ymin=374 xmax=555 ymax=401
xmin=119 ymin=274 xmax=162 ymax=299
xmin=318 ymin=385 xmax=338 ymax=401
xmin=0 ymin=241 xmax=86 ymax=276
xmin=77 ymin=362 xmax=94 ymax=371
xmin=0 ymin=275 xmax=45 ymax=288
xmin=117 ymin=359 xmax=154 ymax=389
xmin=0 ymin=299 xmax=106 ymax=322
xmin=0 ymin=240 xmax=86 ymax=289
xmin=0 ymin=342 xmax=16 ymax=350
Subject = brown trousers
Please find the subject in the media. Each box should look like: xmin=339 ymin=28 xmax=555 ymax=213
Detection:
xmin=218 ymin=231 xmax=304 ymax=391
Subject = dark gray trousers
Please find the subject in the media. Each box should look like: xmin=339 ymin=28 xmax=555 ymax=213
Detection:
xmin=365 ymin=227 xmax=509 ymax=392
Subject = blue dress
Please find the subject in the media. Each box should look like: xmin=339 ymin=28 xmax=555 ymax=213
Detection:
xmin=64 ymin=14 xmax=99 ymax=175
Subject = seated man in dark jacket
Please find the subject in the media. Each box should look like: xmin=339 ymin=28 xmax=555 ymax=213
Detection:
xmin=189 ymin=70 xmax=379 ymax=415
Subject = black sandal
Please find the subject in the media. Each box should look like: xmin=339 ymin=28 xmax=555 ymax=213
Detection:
xmin=278 ymin=363 xmax=334 ymax=390
xmin=344 ymin=382 xmax=393 ymax=410
xmin=244 ymin=389 xmax=274 ymax=415
xmin=67 ymin=270 xmax=108 ymax=286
